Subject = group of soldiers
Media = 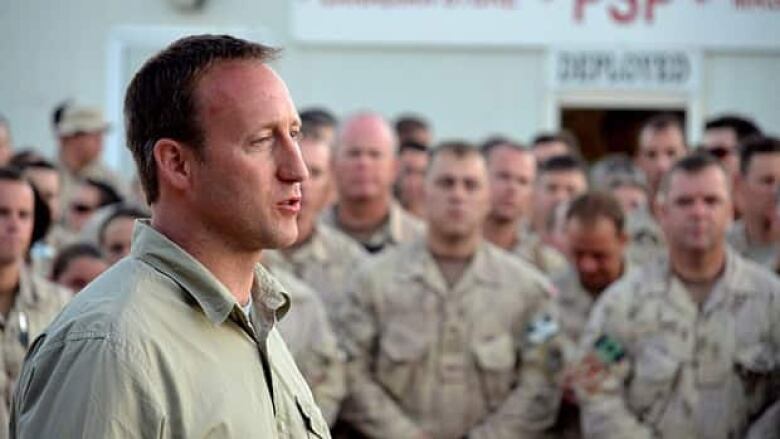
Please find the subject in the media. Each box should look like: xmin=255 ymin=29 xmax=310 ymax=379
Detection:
xmin=0 ymin=34 xmax=779 ymax=438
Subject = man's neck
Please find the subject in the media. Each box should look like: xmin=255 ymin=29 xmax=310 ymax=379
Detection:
xmin=0 ymin=261 xmax=21 ymax=317
xmin=428 ymin=230 xmax=481 ymax=260
xmin=670 ymin=245 xmax=727 ymax=284
xmin=483 ymin=215 xmax=520 ymax=250
xmin=744 ymin=215 xmax=774 ymax=245
xmin=152 ymin=211 xmax=258 ymax=306
xmin=337 ymin=196 xmax=391 ymax=233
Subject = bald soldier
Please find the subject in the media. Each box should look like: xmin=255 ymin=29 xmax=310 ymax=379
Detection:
xmin=322 ymin=112 xmax=423 ymax=253
xmin=0 ymin=168 xmax=69 ymax=439
xmin=339 ymin=142 xmax=565 ymax=438
xmin=263 ymin=130 xmax=366 ymax=319
xmin=574 ymin=153 xmax=780 ymax=438
xmin=482 ymin=139 xmax=569 ymax=276
xmin=11 ymin=35 xmax=329 ymax=438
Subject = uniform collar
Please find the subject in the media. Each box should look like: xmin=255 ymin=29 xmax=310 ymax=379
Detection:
xmin=399 ymin=238 xmax=501 ymax=292
xmin=288 ymin=226 xmax=329 ymax=263
xmin=131 ymin=220 xmax=290 ymax=326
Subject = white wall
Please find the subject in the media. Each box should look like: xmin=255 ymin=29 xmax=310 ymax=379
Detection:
xmin=1 ymin=0 xmax=778 ymax=178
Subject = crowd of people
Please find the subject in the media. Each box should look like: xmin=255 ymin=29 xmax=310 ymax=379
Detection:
xmin=0 ymin=34 xmax=778 ymax=438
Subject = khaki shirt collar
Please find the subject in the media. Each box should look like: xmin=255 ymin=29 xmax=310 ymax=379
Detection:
xmin=400 ymin=238 xmax=501 ymax=289
xmin=290 ymin=226 xmax=328 ymax=263
xmin=130 ymin=220 xmax=290 ymax=326
xmin=649 ymin=248 xmax=742 ymax=316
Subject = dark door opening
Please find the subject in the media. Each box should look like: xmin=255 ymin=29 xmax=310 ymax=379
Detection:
xmin=561 ymin=108 xmax=686 ymax=163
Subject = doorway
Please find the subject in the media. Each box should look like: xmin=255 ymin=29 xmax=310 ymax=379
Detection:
xmin=560 ymin=108 xmax=686 ymax=163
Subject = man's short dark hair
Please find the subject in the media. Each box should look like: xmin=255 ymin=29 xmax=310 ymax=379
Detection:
xmin=395 ymin=115 xmax=430 ymax=144
xmin=480 ymin=137 xmax=528 ymax=160
xmin=657 ymin=152 xmax=726 ymax=198
xmin=566 ymin=191 xmax=625 ymax=234
xmin=300 ymin=107 xmax=337 ymax=143
xmin=83 ymin=178 xmax=123 ymax=208
xmin=124 ymin=34 xmax=280 ymax=204
xmin=538 ymin=154 xmax=587 ymax=177
xmin=399 ymin=141 xmax=429 ymax=155
xmin=531 ymin=130 xmax=581 ymax=155
xmin=428 ymin=141 xmax=481 ymax=170
xmin=51 ymin=243 xmax=104 ymax=281
xmin=740 ymin=135 xmax=780 ymax=175
xmin=641 ymin=113 xmax=685 ymax=137
xmin=16 ymin=158 xmax=57 ymax=172
xmin=99 ymin=205 xmax=150 ymax=246
xmin=704 ymin=115 xmax=762 ymax=141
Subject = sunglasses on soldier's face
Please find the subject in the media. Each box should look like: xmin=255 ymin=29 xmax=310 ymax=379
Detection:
xmin=705 ymin=147 xmax=734 ymax=160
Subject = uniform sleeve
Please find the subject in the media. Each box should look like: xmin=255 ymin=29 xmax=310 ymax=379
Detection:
xmin=336 ymin=268 xmax=427 ymax=439
xmin=574 ymin=283 xmax=654 ymax=439
xmin=305 ymin=297 xmax=347 ymax=426
xmin=10 ymin=335 xmax=166 ymax=439
xmin=467 ymin=286 xmax=565 ymax=439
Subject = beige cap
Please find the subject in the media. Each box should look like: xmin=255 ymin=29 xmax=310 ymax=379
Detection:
xmin=57 ymin=105 xmax=109 ymax=136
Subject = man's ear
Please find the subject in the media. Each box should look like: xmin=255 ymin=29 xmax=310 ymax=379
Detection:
xmin=153 ymin=139 xmax=194 ymax=194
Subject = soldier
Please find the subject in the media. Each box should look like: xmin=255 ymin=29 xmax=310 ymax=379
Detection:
xmin=728 ymin=135 xmax=780 ymax=268
xmin=322 ymin=112 xmax=424 ymax=253
xmin=98 ymin=205 xmax=149 ymax=265
xmin=634 ymin=113 xmax=688 ymax=200
xmin=574 ymin=153 xmax=780 ymax=438
xmin=481 ymin=139 xmax=568 ymax=276
xmin=531 ymin=155 xmax=588 ymax=248
xmin=395 ymin=140 xmax=429 ymax=219
xmin=269 ymin=267 xmax=346 ymax=426
xmin=0 ymin=167 xmax=70 ymax=438
xmin=701 ymin=114 xmax=762 ymax=183
xmin=54 ymin=102 xmax=125 ymax=209
xmin=263 ymin=132 xmax=366 ymax=318
xmin=50 ymin=242 xmax=107 ymax=292
xmin=554 ymin=192 xmax=631 ymax=344
xmin=530 ymin=130 xmax=582 ymax=165
xmin=10 ymin=35 xmax=330 ymax=438
xmin=339 ymin=142 xmax=564 ymax=438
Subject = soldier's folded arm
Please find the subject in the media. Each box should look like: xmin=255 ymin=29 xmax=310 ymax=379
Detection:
xmin=11 ymin=335 xmax=165 ymax=439
xmin=467 ymin=294 xmax=564 ymax=439
xmin=337 ymin=271 xmax=428 ymax=439
xmin=574 ymin=284 xmax=654 ymax=439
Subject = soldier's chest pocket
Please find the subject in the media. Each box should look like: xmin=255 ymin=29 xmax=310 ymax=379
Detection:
xmin=295 ymin=396 xmax=330 ymax=439
xmin=377 ymin=324 xmax=429 ymax=400
xmin=628 ymin=348 xmax=680 ymax=421
xmin=733 ymin=342 xmax=776 ymax=411
xmin=472 ymin=332 xmax=517 ymax=409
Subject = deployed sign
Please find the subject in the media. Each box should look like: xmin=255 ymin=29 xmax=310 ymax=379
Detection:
xmin=292 ymin=0 xmax=780 ymax=49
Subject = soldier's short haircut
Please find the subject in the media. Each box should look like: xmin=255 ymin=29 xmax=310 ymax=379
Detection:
xmin=395 ymin=115 xmax=429 ymax=140
xmin=566 ymin=191 xmax=626 ymax=234
xmin=538 ymin=154 xmax=587 ymax=177
xmin=641 ymin=113 xmax=684 ymax=136
xmin=16 ymin=158 xmax=57 ymax=172
xmin=125 ymin=34 xmax=280 ymax=204
xmin=98 ymin=204 xmax=150 ymax=246
xmin=399 ymin=140 xmax=429 ymax=155
xmin=704 ymin=114 xmax=762 ymax=141
xmin=531 ymin=130 xmax=580 ymax=152
xmin=50 ymin=242 xmax=104 ymax=282
xmin=300 ymin=107 xmax=337 ymax=143
xmin=657 ymin=152 xmax=727 ymax=199
xmin=739 ymin=135 xmax=780 ymax=175
xmin=480 ymin=137 xmax=528 ymax=160
xmin=432 ymin=141 xmax=480 ymax=160
xmin=0 ymin=166 xmax=24 ymax=183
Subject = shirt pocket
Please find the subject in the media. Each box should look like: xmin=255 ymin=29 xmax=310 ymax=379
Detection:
xmin=472 ymin=332 xmax=517 ymax=410
xmin=295 ymin=396 xmax=331 ymax=439
xmin=377 ymin=323 xmax=428 ymax=400
xmin=734 ymin=342 xmax=776 ymax=415
xmin=628 ymin=348 xmax=680 ymax=424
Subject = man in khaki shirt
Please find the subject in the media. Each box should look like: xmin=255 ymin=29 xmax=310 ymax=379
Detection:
xmin=339 ymin=142 xmax=565 ymax=439
xmin=573 ymin=153 xmax=780 ymax=438
xmin=321 ymin=112 xmax=424 ymax=253
xmin=0 ymin=168 xmax=69 ymax=439
xmin=481 ymin=139 xmax=568 ymax=276
xmin=264 ymin=132 xmax=366 ymax=318
xmin=11 ymin=35 xmax=329 ymax=438
xmin=727 ymin=136 xmax=780 ymax=268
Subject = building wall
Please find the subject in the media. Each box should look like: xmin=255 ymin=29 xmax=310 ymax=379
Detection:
xmin=1 ymin=1 xmax=778 ymax=177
